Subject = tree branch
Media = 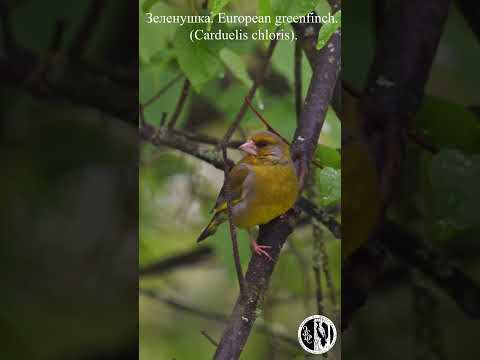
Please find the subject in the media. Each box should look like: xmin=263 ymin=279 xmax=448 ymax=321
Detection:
xmin=172 ymin=129 xmax=243 ymax=149
xmin=139 ymin=246 xmax=213 ymax=277
xmin=139 ymin=123 xmax=232 ymax=170
xmin=456 ymin=0 xmax=480 ymax=42
xmin=213 ymin=24 xmax=341 ymax=360
xmin=297 ymin=196 xmax=341 ymax=239
xmin=201 ymin=330 xmax=219 ymax=348
xmin=342 ymin=0 xmax=453 ymax=329
xmin=69 ymin=0 xmax=107 ymax=58
xmin=143 ymin=73 xmax=183 ymax=108
xmin=221 ymin=144 xmax=246 ymax=296
xmin=167 ymin=79 xmax=191 ymax=129
xmin=294 ymin=39 xmax=303 ymax=123
xmin=221 ymin=39 xmax=278 ymax=143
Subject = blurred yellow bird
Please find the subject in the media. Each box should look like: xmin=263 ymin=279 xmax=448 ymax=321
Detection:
xmin=197 ymin=131 xmax=299 ymax=260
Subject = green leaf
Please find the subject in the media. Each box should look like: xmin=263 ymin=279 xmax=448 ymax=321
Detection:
xmin=208 ymin=0 xmax=231 ymax=30
xmin=429 ymin=150 xmax=480 ymax=238
xmin=416 ymin=96 xmax=480 ymax=154
xmin=271 ymin=40 xmax=312 ymax=96
xmin=219 ymin=48 xmax=252 ymax=88
xmin=140 ymin=65 xmax=184 ymax=125
xmin=272 ymin=0 xmax=320 ymax=18
xmin=210 ymin=0 xmax=231 ymax=15
xmin=319 ymin=107 xmax=341 ymax=149
xmin=174 ymin=24 xmax=224 ymax=91
xmin=316 ymin=10 xmax=341 ymax=50
xmin=258 ymin=0 xmax=275 ymax=32
xmin=317 ymin=167 xmax=341 ymax=206
xmin=315 ymin=0 xmax=331 ymax=17
xmin=139 ymin=2 xmax=177 ymax=64
xmin=219 ymin=47 xmax=265 ymax=106
xmin=315 ymin=144 xmax=340 ymax=169
xmin=141 ymin=0 xmax=160 ymax=13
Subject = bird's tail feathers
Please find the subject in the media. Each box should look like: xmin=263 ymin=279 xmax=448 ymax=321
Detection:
xmin=197 ymin=211 xmax=226 ymax=243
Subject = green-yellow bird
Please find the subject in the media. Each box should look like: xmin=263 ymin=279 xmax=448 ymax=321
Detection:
xmin=197 ymin=131 xmax=299 ymax=260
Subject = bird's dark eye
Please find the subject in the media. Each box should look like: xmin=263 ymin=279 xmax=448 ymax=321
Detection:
xmin=256 ymin=141 xmax=268 ymax=148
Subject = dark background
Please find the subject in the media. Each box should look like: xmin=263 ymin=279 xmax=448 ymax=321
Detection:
xmin=342 ymin=1 xmax=480 ymax=359
xmin=1 ymin=1 xmax=138 ymax=359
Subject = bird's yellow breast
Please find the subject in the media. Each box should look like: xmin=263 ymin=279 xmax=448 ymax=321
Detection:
xmin=232 ymin=162 xmax=299 ymax=229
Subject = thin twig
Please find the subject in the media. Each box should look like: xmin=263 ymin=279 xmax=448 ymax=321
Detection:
xmin=143 ymin=73 xmax=183 ymax=108
xmin=456 ymin=0 xmax=480 ymax=43
xmin=28 ymin=21 xmax=67 ymax=87
xmin=173 ymin=129 xmax=242 ymax=149
xmin=312 ymin=220 xmax=325 ymax=315
xmin=160 ymin=112 xmax=168 ymax=127
xmin=69 ymin=0 xmax=107 ymax=58
xmin=221 ymin=39 xmax=278 ymax=143
xmin=309 ymin=166 xmax=338 ymax=309
xmin=0 ymin=2 xmax=14 ymax=52
xmin=342 ymin=80 xmax=361 ymax=99
xmin=244 ymin=96 xmax=290 ymax=144
xmin=412 ymin=274 xmax=447 ymax=360
xmin=139 ymin=104 xmax=145 ymax=127
xmin=50 ymin=20 xmax=67 ymax=53
xmin=140 ymin=246 xmax=213 ymax=277
xmin=316 ymin=219 xmax=337 ymax=307
xmin=407 ymin=130 xmax=439 ymax=154
xmin=288 ymin=239 xmax=311 ymax=312
xmin=320 ymin=237 xmax=338 ymax=307
xmin=294 ymin=39 xmax=303 ymax=123
xmin=221 ymin=146 xmax=246 ymax=296
xmin=201 ymin=330 xmax=219 ymax=348
xmin=297 ymin=197 xmax=341 ymax=239
xmin=308 ymin=170 xmax=326 ymax=316
xmin=139 ymin=122 xmax=232 ymax=170
xmin=168 ymin=79 xmax=191 ymax=129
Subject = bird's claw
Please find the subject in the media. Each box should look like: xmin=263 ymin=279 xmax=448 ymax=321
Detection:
xmin=253 ymin=244 xmax=273 ymax=261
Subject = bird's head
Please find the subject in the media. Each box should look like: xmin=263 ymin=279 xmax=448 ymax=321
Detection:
xmin=238 ymin=131 xmax=291 ymax=164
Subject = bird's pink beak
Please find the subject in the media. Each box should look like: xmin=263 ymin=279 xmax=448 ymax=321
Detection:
xmin=239 ymin=140 xmax=257 ymax=156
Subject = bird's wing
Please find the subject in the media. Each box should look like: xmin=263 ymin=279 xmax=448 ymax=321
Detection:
xmin=212 ymin=163 xmax=250 ymax=213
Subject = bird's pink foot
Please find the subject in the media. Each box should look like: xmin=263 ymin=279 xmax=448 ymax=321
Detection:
xmin=252 ymin=242 xmax=273 ymax=261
